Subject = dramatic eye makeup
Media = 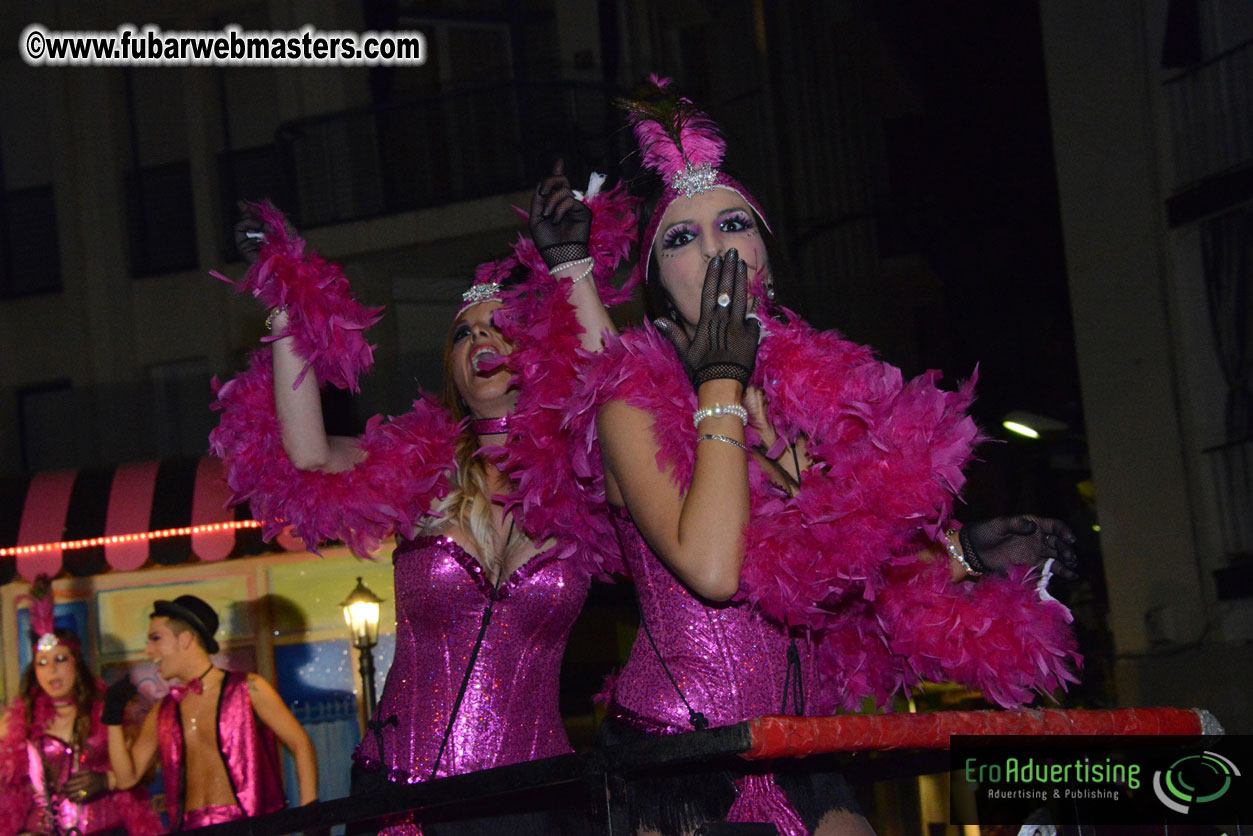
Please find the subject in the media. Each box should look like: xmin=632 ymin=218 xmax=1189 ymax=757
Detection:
xmin=452 ymin=322 xmax=472 ymax=343
xmin=661 ymin=224 xmax=697 ymax=249
xmin=719 ymin=211 xmax=754 ymax=233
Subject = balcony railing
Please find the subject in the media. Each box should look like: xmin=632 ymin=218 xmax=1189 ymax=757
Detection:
xmin=178 ymin=707 xmax=1214 ymax=836
xmin=218 ymin=80 xmax=628 ymax=238
xmin=1164 ymin=38 xmax=1253 ymax=188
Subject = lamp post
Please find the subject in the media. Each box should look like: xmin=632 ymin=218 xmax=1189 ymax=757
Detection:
xmin=341 ymin=577 xmax=383 ymax=717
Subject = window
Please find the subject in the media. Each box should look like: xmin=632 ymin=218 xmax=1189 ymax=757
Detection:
xmin=18 ymin=381 xmax=86 ymax=473
xmin=148 ymin=358 xmax=214 ymax=458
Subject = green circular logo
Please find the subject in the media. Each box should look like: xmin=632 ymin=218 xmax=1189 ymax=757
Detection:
xmin=1152 ymin=751 xmax=1240 ymax=814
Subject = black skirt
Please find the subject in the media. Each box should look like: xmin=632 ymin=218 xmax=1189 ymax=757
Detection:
xmin=596 ymin=715 xmax=864 ymax=836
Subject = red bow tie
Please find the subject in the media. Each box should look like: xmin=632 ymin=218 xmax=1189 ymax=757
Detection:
xmin=168 ymin=677 xmax=204 ymax=703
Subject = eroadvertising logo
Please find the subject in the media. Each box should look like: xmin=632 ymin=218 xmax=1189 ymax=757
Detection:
xmin=1151 ymin=750 xmax=1240 ymax=814
xmin=951 ymin=735 xmax=1246 ymax=827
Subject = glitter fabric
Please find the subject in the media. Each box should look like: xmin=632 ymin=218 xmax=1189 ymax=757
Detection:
xmin=182 ymin=804 xmax=246 ymax=827
xmin=353 ymin=535 xmax=590 ymax=783
xmin=23 ymin=731 xmax=160 ymax=836
xmin=607 ymin=510 xmax=810 ymax=733
xmin=157 ymin=671 xmax=285 ymax=830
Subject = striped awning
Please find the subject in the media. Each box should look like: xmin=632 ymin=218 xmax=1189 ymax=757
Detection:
xmin=0 ymin=456 xmax=300 ymax=585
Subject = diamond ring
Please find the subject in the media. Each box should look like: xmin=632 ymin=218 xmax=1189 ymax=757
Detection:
xmin=717 ymin=293 xmax=731 ymax=308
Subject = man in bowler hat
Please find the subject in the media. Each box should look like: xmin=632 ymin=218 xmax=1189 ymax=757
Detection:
xmin=104 ymin=594 xmax=318 ymax=829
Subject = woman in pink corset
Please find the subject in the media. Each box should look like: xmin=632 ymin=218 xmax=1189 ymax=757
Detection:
xmin=211 ymin=166 xmax=636 ymax=834
xmin=573 ymin=78 xmax=1083 ymax=836
xmin=0 ymin=580 xmax=160 ymax=836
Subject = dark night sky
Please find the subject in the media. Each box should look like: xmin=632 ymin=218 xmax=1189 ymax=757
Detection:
xmin=871 ymin=2 xmax=1088 ymax=521
xmin=877 ymin=2 xmax=1082 ymax=434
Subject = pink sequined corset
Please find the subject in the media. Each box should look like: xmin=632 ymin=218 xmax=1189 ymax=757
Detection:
xmin=28 ymin=733 xmax=127 ymax=835
xmin=609 ymin=510 xmax=814 ymax=734
xmin=353 ymin=535 xmax=590 ymax=781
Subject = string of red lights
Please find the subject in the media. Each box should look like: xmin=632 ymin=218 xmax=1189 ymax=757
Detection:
xmin=0 ymin=520 xmax=263 ymax=558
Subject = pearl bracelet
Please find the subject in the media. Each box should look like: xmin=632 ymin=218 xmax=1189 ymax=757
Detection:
xmin=692 ymin=403 xmax=748 ymax=429
xmin=944 ymin=529 xmax=981 ymax=577
xmin=551 ymin=256 xmax=594 ymax=284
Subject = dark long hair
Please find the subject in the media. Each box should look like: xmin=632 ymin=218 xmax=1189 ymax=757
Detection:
xmin=21 ymin=628 xmax=98 ymax=749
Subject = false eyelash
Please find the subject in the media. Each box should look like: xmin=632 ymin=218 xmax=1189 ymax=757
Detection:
xmin=452 ymin=324 xmax=472 ymax=343
xmin=661 ymin=225 xmax=697 ymax=249
xmin=720 ymin=212 xmax=755 ymax=232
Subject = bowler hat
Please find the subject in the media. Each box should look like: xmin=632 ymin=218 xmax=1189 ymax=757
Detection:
xmin=152 ymin=595 xmax=220 ymax=654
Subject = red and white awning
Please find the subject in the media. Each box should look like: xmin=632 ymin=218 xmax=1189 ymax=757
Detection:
xmin=0 ymin=456 xmax=300 ymax=584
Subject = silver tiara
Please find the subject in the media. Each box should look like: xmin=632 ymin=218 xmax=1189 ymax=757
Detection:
xmin=670 ymin=161 xmax=718 ymax=198
xmin=36 ymin=632 xmax=59 ymax=652
xmin=461 ymin=282 xmax=502 ymax=305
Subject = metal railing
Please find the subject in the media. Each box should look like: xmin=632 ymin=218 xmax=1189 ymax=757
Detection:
xmin=179 ymin=707 xmax=1214 ymax=836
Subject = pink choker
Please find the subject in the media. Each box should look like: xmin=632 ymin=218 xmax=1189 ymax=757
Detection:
xmin=470 ymin=415 xmax=509 ymax=436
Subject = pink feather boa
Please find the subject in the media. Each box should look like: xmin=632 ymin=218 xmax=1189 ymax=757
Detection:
xmin=211 ymin=350 xmax=456 ymax=557
xmin=212 ymin=203 xmax=383 ymax=392
xmin=211 ymin=191 xmax=635 ymax=569
xmin=570 ymin=312 xmax=1081 ymax=709
xmin=0 ymin=690 xmax=161 ymax=836
xmin=485 ymin=246 xmax=626 ymax=575
xmin=0 ymin=694 xmax=48 ymax=836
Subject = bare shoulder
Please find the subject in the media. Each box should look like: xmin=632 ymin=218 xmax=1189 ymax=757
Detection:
xmin=244 ymin=672 xmax=271 ymax=694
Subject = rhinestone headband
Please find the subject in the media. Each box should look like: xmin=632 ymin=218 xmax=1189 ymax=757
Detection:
xmin=671 ymin=161 xmax=719 ymax=198
xmin=461 ymin=283 xmax=501 ymax=306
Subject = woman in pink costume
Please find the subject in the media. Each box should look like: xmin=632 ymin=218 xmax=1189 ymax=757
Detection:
xmin=210 ymin=167 xmax=635 ymax=834
xmin=571 ymin=78 xmax=1083 ymax=836
xmin=0 ymin=578 xmax=161 ymax=836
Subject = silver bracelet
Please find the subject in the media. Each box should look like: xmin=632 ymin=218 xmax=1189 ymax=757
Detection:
xmin=692 ymin=403 xmax=748 ymax=428
xmin=944 ymin=529 xmax=981 ymax=577
xmin=698 ymin=433 xmax=748 ymax=451
xmin=265 ymin=304 xmax=289 ymax=331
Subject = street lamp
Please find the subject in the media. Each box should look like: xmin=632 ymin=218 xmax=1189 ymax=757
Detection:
xmin=341 ymin=577 xmax=383 ymax=717
xmin=1002 ymin=410 xmax=1069 ymax=440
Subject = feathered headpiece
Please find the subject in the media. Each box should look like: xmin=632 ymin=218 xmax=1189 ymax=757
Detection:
xmin=619 ymin=75 xmax=773 ymax=282
xmin=19 ymin=574 xmax=75 ymax=654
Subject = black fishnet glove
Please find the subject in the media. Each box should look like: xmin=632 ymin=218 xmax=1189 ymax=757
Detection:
xmin=655 ymin=249 xmax=760 ymax=388
xmin=529 ymin=160 xmax=592 ymax=269
xmin=61 ymin=770 xmax=109 ymax=803
xmin=960 ymin=515 xmax=1079 ymax=580
xmin=101 ymin=677 xmax=137 ymax=726
xmin=233 ymin=199 xmax=295 ymax=265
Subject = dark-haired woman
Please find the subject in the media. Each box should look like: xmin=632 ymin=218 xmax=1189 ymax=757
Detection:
xmin=572 ymin=78 xmax=1082 ymax=836
xmin=0 ymin=585 xmax=161 ymax=836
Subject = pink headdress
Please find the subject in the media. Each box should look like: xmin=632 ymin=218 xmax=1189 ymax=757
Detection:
xmin=620 ymin=75 xmax=773 ymax=282
xmin=19 ymin=574 xmax=75 ymax=654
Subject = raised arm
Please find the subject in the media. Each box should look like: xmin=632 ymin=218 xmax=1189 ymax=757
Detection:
xmin=600 ymin=252 xmax=759 ymax=601
xmin=211 ymin=202 xmax=455 ymax=557
xmin=106 ymin=704 xmax=158 ymax=791
xmin=246 ymin=674 xmax=318 ymax=806
xmin=234 ymin=206 xmax=364 ymax=474
xmin=529 ymin=161 xmax=615 ymax=351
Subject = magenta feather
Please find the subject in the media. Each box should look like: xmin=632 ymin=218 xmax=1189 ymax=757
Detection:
xmin=620 ymin=77 xmax=727 ymax=179
xmin=210 ymin=200 xmax=630 ymax=574
xmin=569 ymin=312 xmax=1080 ymax=709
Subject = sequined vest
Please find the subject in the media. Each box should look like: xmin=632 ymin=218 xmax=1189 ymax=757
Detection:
xmin=157 ymin=670 xmax=285 ymax=830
